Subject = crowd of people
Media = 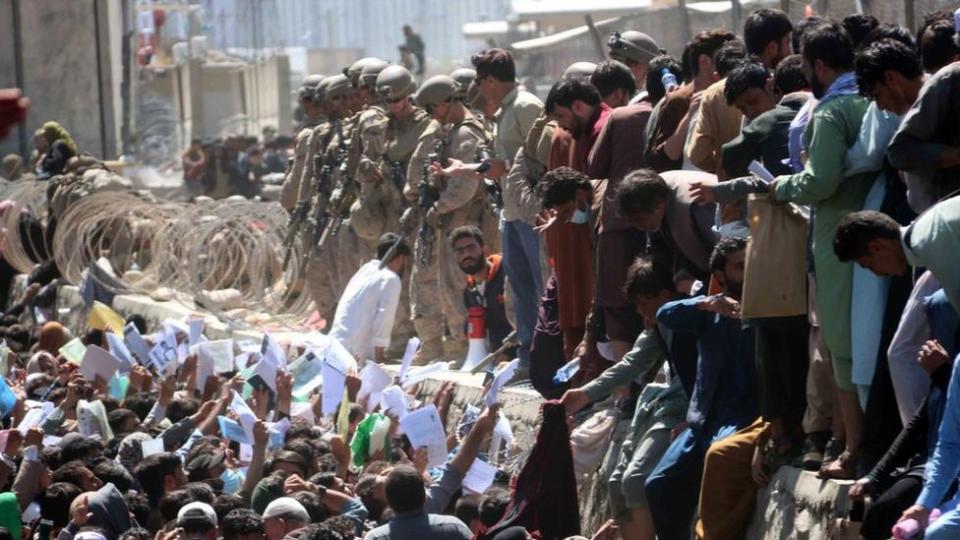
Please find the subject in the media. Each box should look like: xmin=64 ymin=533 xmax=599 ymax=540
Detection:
xmin=0 ymin=6 xmax=960 ymax=540
xmin=180 ymin=134 xmax=291 ymax=200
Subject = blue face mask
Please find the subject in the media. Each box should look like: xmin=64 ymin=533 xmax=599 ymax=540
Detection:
xmin=220 ymin=468 xmax=245 ymax=495
xmin=569 ymin=207 xmax=589 ymax=224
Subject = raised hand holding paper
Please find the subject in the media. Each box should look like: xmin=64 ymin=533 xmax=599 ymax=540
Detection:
xmin=398 ymin=337 xmax=421 ymax=382
xmin=485 ymin=358 xmax=519 ymax=407
xmin=199 ymin=339 xmax=235 ymax=374
xmin=358 ymin=362 xmax=392 ymax=412
xmin=123 ymin=323 xmax=152 ymax=365
xmin=80 ymin=345 xmax=123 ymax=383
xmin=399 ymin=404 xmax=448 ymax=469
xmin=59 ymin=338 xmax=87 ymax=366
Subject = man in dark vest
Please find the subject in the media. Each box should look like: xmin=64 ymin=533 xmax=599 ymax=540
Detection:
xmin=449 ymin=226 xmax=515 ymax=366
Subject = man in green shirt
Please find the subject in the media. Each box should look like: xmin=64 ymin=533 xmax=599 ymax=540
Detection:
xmin=766 ymin=22 xmax=875 ymax=479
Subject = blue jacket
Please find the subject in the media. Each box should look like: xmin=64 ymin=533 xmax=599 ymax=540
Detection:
xmin=656 ymin=296 xmax=758 ymax=430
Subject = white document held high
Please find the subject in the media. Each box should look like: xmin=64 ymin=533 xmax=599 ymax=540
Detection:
xmin=399 ymin=404 xmax=448 ymax=469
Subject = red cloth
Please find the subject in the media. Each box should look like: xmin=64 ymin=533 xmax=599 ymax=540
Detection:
xmin=484 ymin=401 xmax=580 ymax=540
xmin=571 ymin=103 xmax=612 ymax=174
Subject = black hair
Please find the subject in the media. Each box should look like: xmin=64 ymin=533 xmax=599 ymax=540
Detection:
xmin=545 ymin=78 xmax=602 ymax=115
xmin=299 ymin=523 xmax=346 ymax=540
xmin=135 ymin=452 xmax=183 ymax=499
xmin=624 ymin=256 xmax=675 ymax=301
xmin=479 ymin=487 xmax=511 ymax=527
xmin=860 ymin=24 xmax=916 ymax=49
xmin=385 ymin=465 xmax=426 ymax=513
xmin=82 ymin=329 xmax=105 ymax=348
xmin=184 ymin=481 xmax=216 ymax=503
xmin=91 ymin=458 xmax=136 ymax=492
xmin=590 ymin=60 xmax=637 ymax=100
xmin=855 ymin=39 xmax=923 ymax=97
xmin=833 ymin=210 xmax=901 ymax=262
xmin=724 ymin=61 xmax=770 ymax=105
xmin=159 ymin=489 xmax=193 ymax=523
xmin=471 ymin=49 xmax=516 ymax=82
xmin=107 ymin=408 xmax=139 ymax=435
xmin=290 ymin=490 xmax=329 ymax=522
xmin=773 ymin=54 xmax=809 ymax=94
xmin=283 ymin=440 xmax=318 ymax=477
xmin=646 ymin=54 xmax=683 ymax=104
xmin=802 ymin=22 xmax=855 ymax=72
xmin=119 ymin=528 xmax=151 ymax=540
xmin=222 ymin=509 xmax=265 ymax=540
xmin=376 ymin=233 xmax=411 ymax=261
xmin=709 ymin=237 xmax=747 ymax=273
xmin=842 ymin=14 xmax=880 ymax=48
xmin=213 ymin=494 xmax=246 ymax=523
xmin=124 ymin=392 xmax=158 ymax=421
xmin=59 ymin=436 xmax=103 ymax=465
xmin=743 ymin=8 xmax=794 ymax=57
xmin=794 ymin=16 xmax=827 ymax=52
xmin=41 ymin=482 xmax=82 ymax=528
xmin=540 ymin=166 xmax=592 ymax=209
xmin=688 ymin=29 xmax=738 ymax=77
xmin=455 ymin=494 xmax=483 ymax=528
xmin=167 ymin=396 xmax=199 ymax=424
xmin=713 ymin=40 xmax=748 ymax=78
xmin=449 ymin=225 xmax=485 ymax=248
xmin=354 ymin=474 xmax=385 ymax=522
xmin=309 ymin=472 xmax=338 ymax=489
xmin=616 ymin=169 xmax=671 ymax=217
xmin=919 ymin=20 xmax=959 ymax=73
xmin=268 ymin=450 xmax=309 ymax=477
xmin=123 ymin=494 xmax=151 ymax=529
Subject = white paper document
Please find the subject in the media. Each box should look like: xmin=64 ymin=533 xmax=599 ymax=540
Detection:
xmin=80 ymin=345 xmax=123 ymax=383
xmin=105 ymin=332 xmax=135 ymax=371
xmin=289 ymin=350 xmax=324 ymax=398
xmin=380 ymin=385 xmax=409 ymax=419
xmin=229 ymin=390 xmax=257 ymax=444
xmin=123 ymin=323 xmax=152 ymax=365
xmin=397 ymin=337 xmax=421 ymax=383
xmin=748 ymin=160 xmax=776 ymax=185
xmin=320 ymin=356 xmax=347 ymax=417
xmin=399 ymin=404 xmax=448 ymax=469
xmin=141 ymin=437 xmax=165 ymax=457
xmin=199 ymin=339 xmax=235 ymax=375
xmin=463 ymin=459 xmax=498 ymax=494
xmin=358 ymin=363 xmax=393 ymax=413
xmin=148 ymin=329 xmax=179 ymax=376
xmin=485 ymin=358 xmax=519 ymax=407
xmin=401 ymin=362 xmax=449 ymax=388
xmin=188 ymin=318 xmax=205 ymax=346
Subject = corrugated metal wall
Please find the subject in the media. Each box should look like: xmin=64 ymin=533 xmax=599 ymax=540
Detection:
xmin=202 ymin=0 xmax=511 ymax=70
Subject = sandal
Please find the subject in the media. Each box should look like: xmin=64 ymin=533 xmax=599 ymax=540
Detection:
xmin=818 ymin=450 xmax=859 ymax=480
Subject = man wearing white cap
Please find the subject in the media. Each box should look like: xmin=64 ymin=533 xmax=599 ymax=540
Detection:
xmin=177 ymin=502 xmax=218 ymax=540
xmin=262 ymin=498 xmax=310 ymax=540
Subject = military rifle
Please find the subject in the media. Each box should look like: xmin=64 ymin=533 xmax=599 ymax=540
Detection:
xmin=415 ymin=139 xmax=443 ymax=269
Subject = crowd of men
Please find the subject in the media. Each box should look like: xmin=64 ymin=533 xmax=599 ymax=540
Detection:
xmin=1 ymin=6 xmax=960 ymax=540
xmin=180 ymin=134 xmax=291 ymax=200
xmin=274 ymin=6 xmax=960 ymax=540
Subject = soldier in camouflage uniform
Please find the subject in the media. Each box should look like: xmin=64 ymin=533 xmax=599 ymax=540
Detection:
xmin=285 ymin=74 xmax=352 ymax=326
xmin=407 ymin=75 xmax=494 ymax=363
xmin=280 ymin=74 xmax=326 ymax=212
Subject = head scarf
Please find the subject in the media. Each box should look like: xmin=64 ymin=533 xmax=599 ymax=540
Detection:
xmin=86 ymin=483 xmax=133 ymax=540
xmin=115 ymin=432 xmax=152 ymax=473
xmin=37 ymin=322 xmax=69 ymax=355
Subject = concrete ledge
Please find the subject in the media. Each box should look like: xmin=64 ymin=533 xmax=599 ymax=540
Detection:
xmin=746 ymin=467 xmax=857 ymax=540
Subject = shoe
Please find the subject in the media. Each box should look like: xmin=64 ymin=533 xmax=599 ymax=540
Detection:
xmin=818 ymin=450 xmax=860 ymax=480
xmin=823 ymin=437 xmax=844 ymax=463
xmin=798 ymin=431 xmax=829 ymax=471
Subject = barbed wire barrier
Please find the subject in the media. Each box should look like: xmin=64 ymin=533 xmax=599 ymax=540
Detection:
xmin=0 ymin=181 xmax=316 ymax=330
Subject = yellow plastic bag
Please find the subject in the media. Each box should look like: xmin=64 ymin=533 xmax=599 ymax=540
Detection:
xmin=742 ymin=195 xmax=808 ymax=318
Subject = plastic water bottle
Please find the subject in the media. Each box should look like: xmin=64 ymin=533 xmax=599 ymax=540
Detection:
xmin=892 ymin=508 xmax=942 ymax=539
xmin=661 ymin=68 xmax=679 ymax=92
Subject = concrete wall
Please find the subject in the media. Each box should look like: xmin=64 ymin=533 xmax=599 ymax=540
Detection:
xmin=0 ymin=0 xmax=124 ymax=161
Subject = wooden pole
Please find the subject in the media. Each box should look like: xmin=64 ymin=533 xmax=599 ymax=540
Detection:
xmin=584 ymin=14 xmax=606 ymax=61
